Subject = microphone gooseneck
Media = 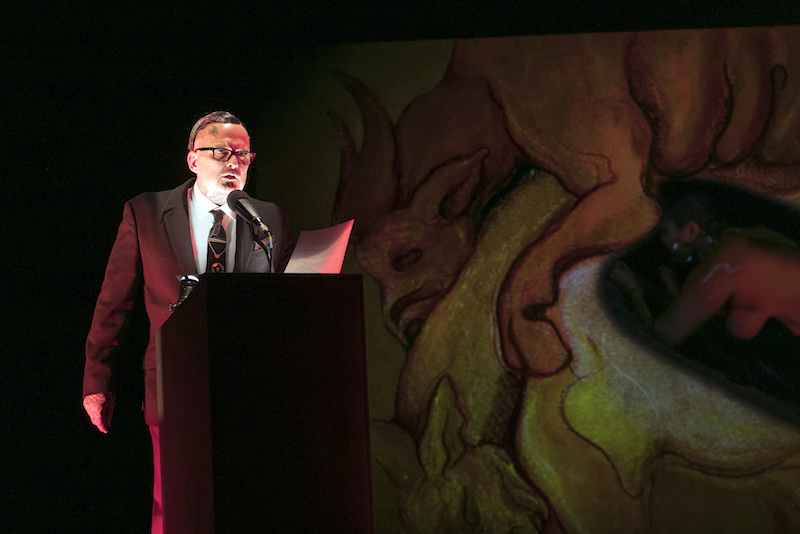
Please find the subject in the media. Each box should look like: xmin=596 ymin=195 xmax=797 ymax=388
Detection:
xmin=227 ymin=190 xmax=275 ymax=273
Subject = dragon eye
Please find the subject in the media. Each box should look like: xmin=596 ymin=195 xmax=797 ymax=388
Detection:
xmin=392 ymin=248 xmax=423 ymax=272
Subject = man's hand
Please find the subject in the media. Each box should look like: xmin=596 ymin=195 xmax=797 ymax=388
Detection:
xmin=608 ymin=260 xmax=652 ymax=324
xmin=83 ymin=392 xmax=115 ymax=434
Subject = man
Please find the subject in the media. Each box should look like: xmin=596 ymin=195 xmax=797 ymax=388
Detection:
xmin=82 ymin=111 xmax=292 ymax=533
xmin=651 ymin=180 xmax=800 ymax=347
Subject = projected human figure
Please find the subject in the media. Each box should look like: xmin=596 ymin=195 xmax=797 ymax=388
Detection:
xmin=650 ymin=181 xmax=800 ymax=347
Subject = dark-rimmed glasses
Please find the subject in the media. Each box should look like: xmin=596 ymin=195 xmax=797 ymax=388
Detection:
xmin=194 ymin=147 xmax=256 ymax=165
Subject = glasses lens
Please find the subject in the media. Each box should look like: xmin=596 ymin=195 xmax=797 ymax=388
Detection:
xmin=236 ymin=151 xmax=255 ymax=165
xmin=212 ymin=148 xmax=232 ymax=161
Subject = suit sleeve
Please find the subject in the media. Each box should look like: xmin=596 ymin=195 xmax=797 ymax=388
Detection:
xmin=83 ymin=201 xmax=144 ymax=397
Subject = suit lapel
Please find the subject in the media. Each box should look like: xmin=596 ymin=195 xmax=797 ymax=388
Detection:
xmin=162 ymin=179 xmax=197 ymax=274
xmin=234 ymin=214 xmax=254 ymax=272
xmin=235 ymin=213 xmax=274 ymax=273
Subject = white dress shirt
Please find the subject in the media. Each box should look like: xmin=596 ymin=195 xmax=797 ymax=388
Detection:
xmin=188 ymin=186 xmax=237 ymax=273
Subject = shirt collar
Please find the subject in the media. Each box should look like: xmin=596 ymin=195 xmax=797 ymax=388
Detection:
xmin=191 ymin=185 xmax=236 ymax=218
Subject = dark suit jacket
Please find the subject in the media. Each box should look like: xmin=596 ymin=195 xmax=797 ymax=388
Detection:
xmin=83 ymin=178 xmax=292 ymax=425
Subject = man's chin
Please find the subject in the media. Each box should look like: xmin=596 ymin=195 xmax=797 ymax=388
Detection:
xmin=669 ymin=245 xmax=695 ymax=263
xmin=207 ymin=189 xmax=233 ymax=206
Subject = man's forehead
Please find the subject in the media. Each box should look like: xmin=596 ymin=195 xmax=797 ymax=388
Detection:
xmin=196 ymin=122 xmax=250 ymax=145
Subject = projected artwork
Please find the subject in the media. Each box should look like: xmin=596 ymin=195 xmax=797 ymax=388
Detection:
xmin=329 ymin=27 xmax=800 ymax=532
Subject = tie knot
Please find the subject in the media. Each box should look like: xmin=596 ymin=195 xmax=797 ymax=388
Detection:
xmin=211 ymin=209 xmax=224 ymax=224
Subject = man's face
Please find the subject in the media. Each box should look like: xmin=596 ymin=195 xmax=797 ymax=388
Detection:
xmin=658 ymin=219 xmax=698 ymax=262
xmin=187 ymin=122 xmax=250 ymax=205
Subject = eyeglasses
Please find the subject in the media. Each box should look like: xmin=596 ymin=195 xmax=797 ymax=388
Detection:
xmin=194 ymin=147 xmax=256 ymax=165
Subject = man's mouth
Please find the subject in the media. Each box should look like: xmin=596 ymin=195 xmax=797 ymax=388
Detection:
xmin=221 ymin=175 xmax=239 ymax=188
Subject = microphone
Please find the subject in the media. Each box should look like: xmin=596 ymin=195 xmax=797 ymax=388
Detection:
xmin=227 ymin=190 xmax=275 ymax=273
xmin=227 ymin=190 xmax=272 ymax=237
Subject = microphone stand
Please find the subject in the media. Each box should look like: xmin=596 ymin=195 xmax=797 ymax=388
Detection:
xmin=249 ymin=224 xmax=275 ymax=273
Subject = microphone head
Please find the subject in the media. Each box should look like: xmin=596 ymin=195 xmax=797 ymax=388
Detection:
xmin=226 ymin=189 xmax=250 ymax=210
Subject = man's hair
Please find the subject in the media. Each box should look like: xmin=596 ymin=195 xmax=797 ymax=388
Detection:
xmin=657 ymin=179 xmax=721 ymax=230
xmin=187 ymin=111 xmax=244 ymax=150
xmin=656 ymin=177 xmax=800 ymax=241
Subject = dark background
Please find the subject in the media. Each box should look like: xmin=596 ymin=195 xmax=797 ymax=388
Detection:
xmin=4 ymin=2 xmax=800 ymax=532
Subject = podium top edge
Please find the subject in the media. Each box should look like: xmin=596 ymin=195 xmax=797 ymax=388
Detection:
xmin=199 ymin=273 xmax=363 ymax=280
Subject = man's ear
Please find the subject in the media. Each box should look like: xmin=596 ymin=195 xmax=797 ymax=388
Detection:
xmin=683 ymin=220 xmax=702 ymax=243
xmin=187 ymin=150 xmax=198 ymax=173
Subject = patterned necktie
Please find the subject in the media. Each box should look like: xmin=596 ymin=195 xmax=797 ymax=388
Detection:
xmin=207 ymin=209 xmax=226 ymax=273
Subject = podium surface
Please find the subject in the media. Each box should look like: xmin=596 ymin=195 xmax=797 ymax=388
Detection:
xmin=156 ymin=274 xmax=372 ymax=533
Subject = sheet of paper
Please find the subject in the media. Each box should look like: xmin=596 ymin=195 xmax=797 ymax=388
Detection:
xmin=283 ymin=219 xmax=354 ymax=274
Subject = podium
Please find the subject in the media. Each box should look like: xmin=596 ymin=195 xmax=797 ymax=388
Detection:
xmin=155 ymin=274 xmax=372 ymax=533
